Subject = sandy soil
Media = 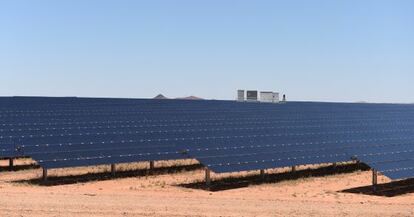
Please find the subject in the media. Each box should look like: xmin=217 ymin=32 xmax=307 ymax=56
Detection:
xmin=0 ymin=159 xmax=414 ymax=217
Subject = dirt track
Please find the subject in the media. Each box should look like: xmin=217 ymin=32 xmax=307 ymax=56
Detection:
xmin=1 ymin=159 xmax=414 ymax=217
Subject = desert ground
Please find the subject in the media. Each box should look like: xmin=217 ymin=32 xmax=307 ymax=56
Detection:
xmin=0 ymin=159 xmax=414 ymax=217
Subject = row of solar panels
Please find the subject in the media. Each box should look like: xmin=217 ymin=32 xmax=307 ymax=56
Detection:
xmin=1 ymin=97 xmax=414 ymax=182
xmin=3 ymin=97 xmax=414 ymax=117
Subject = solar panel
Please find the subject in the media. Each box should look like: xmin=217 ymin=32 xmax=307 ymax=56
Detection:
xmin=2 ymin=97 xmax=414 ymax=184
xmin=172 ymin=103 xmax=414 ymax=177
xmin=345 ymin=140 xmax=414 ymax=180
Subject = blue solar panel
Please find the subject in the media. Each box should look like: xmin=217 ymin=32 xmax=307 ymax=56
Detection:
xmin=345 ymin=140 xmax=414 ymax=180
xmin=178 ymin=102 xmax=414 ymax=177
xmin=2 ymin=97 xmax=414 ymax=182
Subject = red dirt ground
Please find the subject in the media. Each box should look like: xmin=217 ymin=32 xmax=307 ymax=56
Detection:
xmin=0 ymin=159 xmax=414 ymax=217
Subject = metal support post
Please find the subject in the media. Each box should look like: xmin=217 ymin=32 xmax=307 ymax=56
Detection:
xmin=9 ymin=158 xmax=14 ymax=171
xmin=372 ymin=169 xmax=378 ymax=192
xmin=292 ymin=166 xmax=296 ymax=172
xmin=111 ymin=164 xmax=116 ymax=176
xmin=42 ymin=168 xmax=48 ymax=182
xmin=260 ymin=169 xmax=265 ymax=179
xmin=205 ymin=168 xmax=211 ymax=187
xmin=147 ymin=161 xmax=155 ymax=175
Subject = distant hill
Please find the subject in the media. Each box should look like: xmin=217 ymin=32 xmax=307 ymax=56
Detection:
xmin=176 ymin=96 xmax=204 ymax=100
xmin=153 ymin=94 xmax=168 ymax=99
xmin=153 ymin=94 xmax=203 ymax=100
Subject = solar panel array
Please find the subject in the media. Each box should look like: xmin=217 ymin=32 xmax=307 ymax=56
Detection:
xmin=1 ymin=97 xmax=414 ymax=182
xmin=182 ymin=103 xmax=414 ymax=174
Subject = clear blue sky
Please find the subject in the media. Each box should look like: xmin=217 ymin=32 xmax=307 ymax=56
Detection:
xmin=1 ymin=0 xmax=413 ymax=102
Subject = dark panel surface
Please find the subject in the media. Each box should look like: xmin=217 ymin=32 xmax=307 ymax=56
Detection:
xmin=2 ymin=97 xmax=414 ymax=181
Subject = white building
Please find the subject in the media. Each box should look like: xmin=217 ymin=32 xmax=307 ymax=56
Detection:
xmin=237 ymin=90 xmax=245 ymax=101
xmin=246 ymin=90 xmax=258 ymax=101
xmin=260 ymin=91 xmax=279 ymax=103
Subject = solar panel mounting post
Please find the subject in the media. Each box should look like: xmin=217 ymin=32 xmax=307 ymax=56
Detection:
xmin=9 ymin=158 xmax=14 ymax=171
xmin=205 ymin=168 xmax=211 ymax=188
xmin=42 ymin=168 xmax=48 ymax=182
xmin=372 ymin=169 xmax=378 ymax=192
xmin=147 ymin=161 xmax=155 ymax=175
xmin=292 ymin=166 xmax=296 ymax=172
xmin=111 ymin=164 xmax=116 ymax=176
xmin=260 ymin=169 xmax=265 ymax=179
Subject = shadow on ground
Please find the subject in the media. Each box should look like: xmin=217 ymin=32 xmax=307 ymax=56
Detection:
xmin=14 ymin=163 xmax=203 ymax=186
xmin=179 ymin=163 xmax=370 ymax=192
xmin=342 ymin=178 xmax=414 ymax=197
xmin=0 ymin=164 xmax=40 ymax=172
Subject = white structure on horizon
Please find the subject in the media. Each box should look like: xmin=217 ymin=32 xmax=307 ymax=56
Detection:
xmin=260 ymin=91 xmax=279 ymax=103
xmin=237 ymin=90 xmax=280 ymax=103
xmin=246 ymin=90 xmax=259 ymax=102
xmin=237 ymin=90 xmax=245 ymax=101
